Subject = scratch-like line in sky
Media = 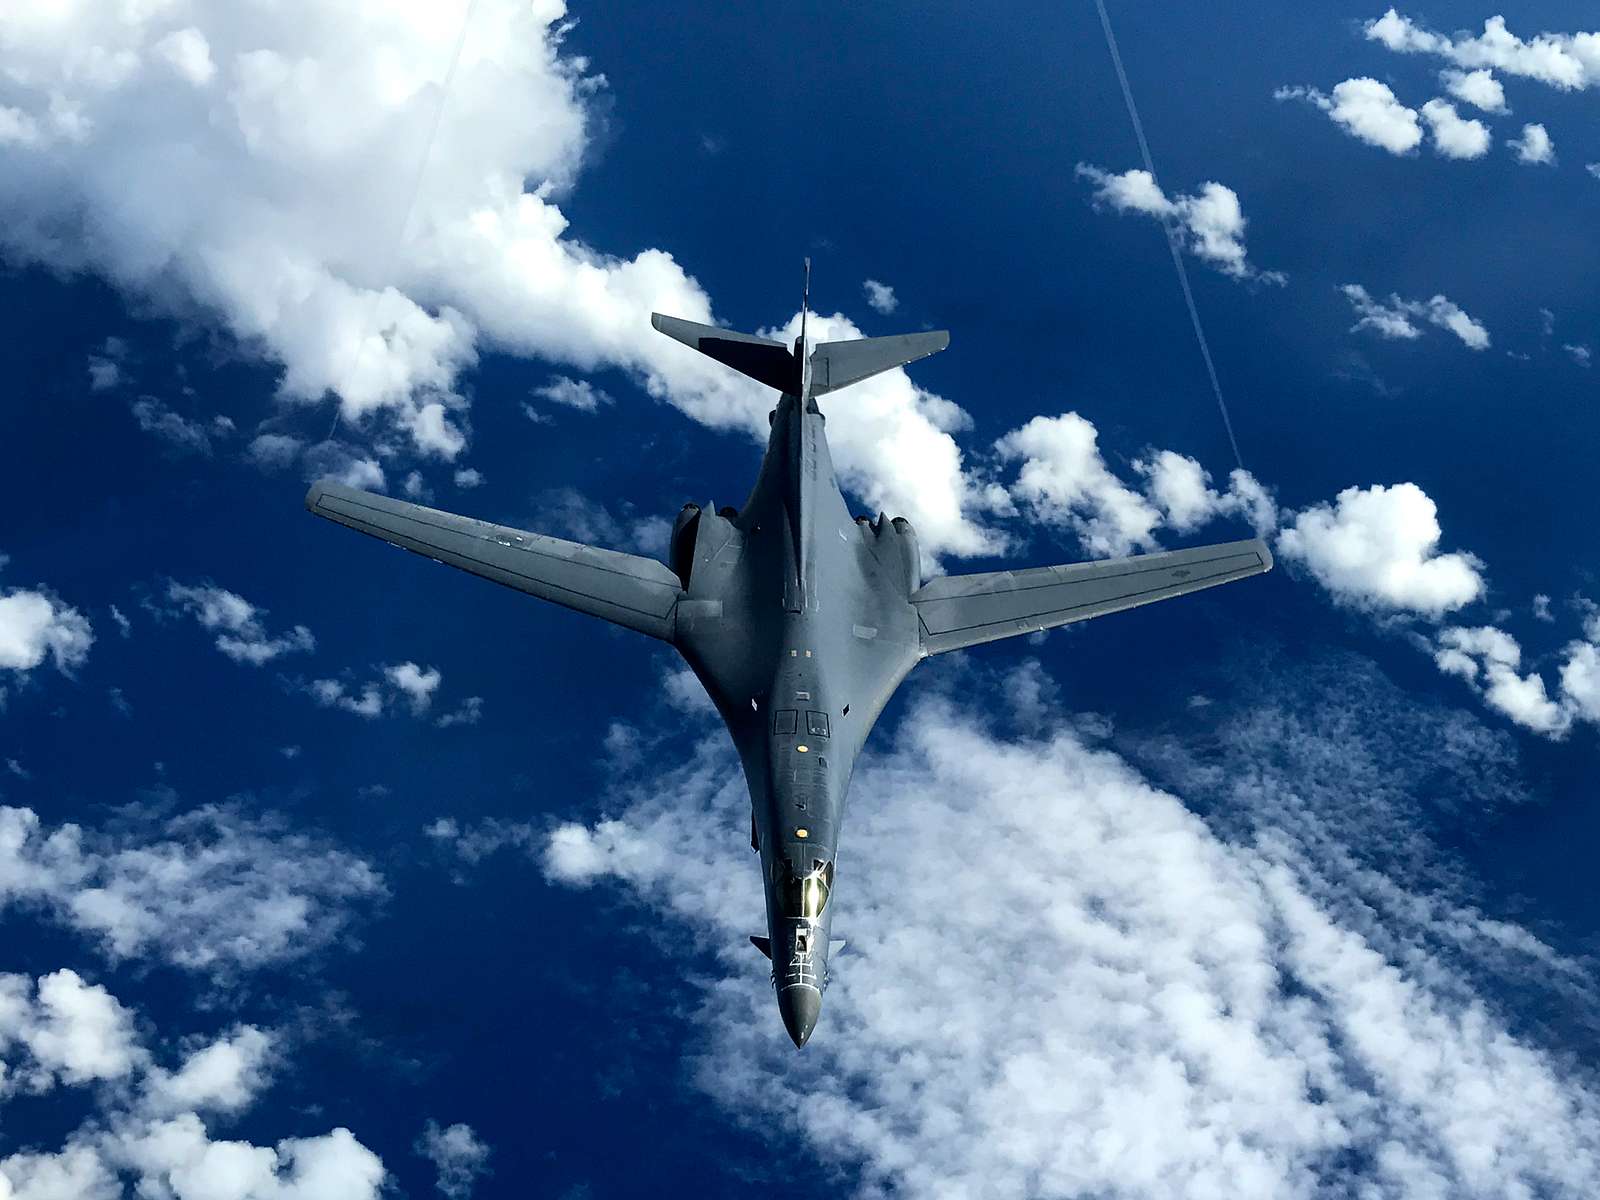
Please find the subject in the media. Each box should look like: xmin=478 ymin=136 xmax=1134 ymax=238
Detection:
xmin=1092 ymin=0 xmax=1246 ymax=471
xmin=326 ymin=0 xmax=481 ymax=444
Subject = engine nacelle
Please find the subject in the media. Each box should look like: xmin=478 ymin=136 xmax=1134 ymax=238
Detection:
xmin=670 ymin=503 xmax=701 ymax=586
xmin=860 ymin=513 xmax=920 ymax=593
xmin=888 ymin=517 xmax=922 ymax=593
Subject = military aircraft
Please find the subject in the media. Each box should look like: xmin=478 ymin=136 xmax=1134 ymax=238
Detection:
xmin=305 ymin=271 xmax=1271 ymax=1047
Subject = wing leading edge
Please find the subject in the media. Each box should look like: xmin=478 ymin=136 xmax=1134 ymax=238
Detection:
xmin=911 ymin=538 xmax=1272 ymax=655
xmin=305 ymin=481 xmax=684 ymax=641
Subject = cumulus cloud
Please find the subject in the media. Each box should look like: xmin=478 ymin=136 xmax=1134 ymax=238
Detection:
xmin=1510 ymin=122 xmax=1555 ymax=164
xmin=1276 ymin=79 xmax=1422 ymax=155
xmin=1340 ymin=284 xmax=1490 ymax=350
xmin=535 ymin=664 xmax=1600 ymax=1200
xmin=0 ymin=0 xmax=1000 ymax=563
xmin=0 ymin=803 xmax=383 ymax=972
xmin=453 ymin=467 xmax=484 ymax=488
xmin=415 ymin=1121 xmax=491 ymax=1200
xmin=0 ymin=971 xmax=384 ymax=1199
xmin=861 ymin=279 xmax=898 ymax=314
xmin=1367 ymin=10 xmax=1600 ymax=92
xmin=996 ymin=413 xmax=1163 ymax=557
xmin=1440 ymin=68 xmax=1507 ymax=112
xmin=384 ymin=661 xmax=441 ymax=714
xmin=1277 ymin=483 xmax=1486 ymax=616
xmin=992 ymin=415 xmax=1275 ymax=559
xmin=1419 ymin=98 xmax=1492 ymax=159
xmin=0 ymin=587 xmax=94 ymax=674
xmin=1433 ymin=626 xmax=1572 ymax=736
xmin=164 ymin=582 xmax=315 ymax=665
xmin=1076 ymin=165 xmax=1285 ymax=283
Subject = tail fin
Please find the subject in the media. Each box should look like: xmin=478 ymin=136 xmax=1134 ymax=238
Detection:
xmin=650 ymin=315 xmax=949 ymax=399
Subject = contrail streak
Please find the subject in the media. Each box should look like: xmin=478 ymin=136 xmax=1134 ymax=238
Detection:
xmin=1092 ymin=0 xmax=1246 ymax=470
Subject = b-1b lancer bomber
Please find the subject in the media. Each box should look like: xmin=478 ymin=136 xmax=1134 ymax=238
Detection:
xmin=305 ymin=272 xmax=1272 ymax=1047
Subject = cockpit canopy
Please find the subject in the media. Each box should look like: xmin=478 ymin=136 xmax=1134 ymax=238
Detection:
xmin=775 ymin=858 xmax=834 ymax=921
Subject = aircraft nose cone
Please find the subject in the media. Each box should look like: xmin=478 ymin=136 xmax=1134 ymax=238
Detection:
xmin=778 ymin=985 xmax=822 ymax=1048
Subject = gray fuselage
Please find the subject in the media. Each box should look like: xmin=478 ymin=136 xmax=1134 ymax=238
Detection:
xmin=673 ymin=371 xmax=922 ymax=1046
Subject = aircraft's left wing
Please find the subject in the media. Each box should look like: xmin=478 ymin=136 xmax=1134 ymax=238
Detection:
xmin=305 ymin=481 xmax=684 ymax=641
xmin=911 ymin=538 xmax=1271 ymax=655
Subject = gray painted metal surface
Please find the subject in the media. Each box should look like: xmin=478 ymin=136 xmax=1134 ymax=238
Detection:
xmin=306 ymin=299 xmax=1272 ymax=1048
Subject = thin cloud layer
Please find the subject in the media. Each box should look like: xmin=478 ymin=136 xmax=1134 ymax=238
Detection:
xmin=1076 ymin=165 xmax=1286 ymax=283
xmin=538 ymin=665 xmax=1600 ymax=1200
xmin=0 ymin=803 xmax=384 ymax=972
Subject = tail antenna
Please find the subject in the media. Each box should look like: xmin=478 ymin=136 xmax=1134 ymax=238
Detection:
xmin=800 ymin=257 xmax=811 ymax=351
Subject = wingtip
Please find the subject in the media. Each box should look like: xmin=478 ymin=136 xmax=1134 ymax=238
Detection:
xmin=304 ymin=478 xmax=333 ymax=514
xmin=650 ymin=312 xmax=669 ymax=334
xmin=1256 ymin=536 xmax=1275 ymax=573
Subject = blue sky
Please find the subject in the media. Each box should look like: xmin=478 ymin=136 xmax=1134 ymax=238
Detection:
xmin=2 ymin=2 xmax=1600 ymax=1197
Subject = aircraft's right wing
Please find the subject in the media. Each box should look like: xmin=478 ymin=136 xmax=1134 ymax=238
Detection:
xmin=305 ymin=482 xmax=684 ymax=642
xmin=910 ymin=538 xmax=1271 ymax=655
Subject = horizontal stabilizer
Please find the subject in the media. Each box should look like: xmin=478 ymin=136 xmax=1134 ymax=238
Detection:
xmin=810 ymin=331 xmax=949 ymax=396
xmin=652 ymin=314 xmax=798 ymax=394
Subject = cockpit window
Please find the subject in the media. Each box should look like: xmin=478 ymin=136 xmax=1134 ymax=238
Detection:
xmin=775 ymin=858 xmax=834 ymax=920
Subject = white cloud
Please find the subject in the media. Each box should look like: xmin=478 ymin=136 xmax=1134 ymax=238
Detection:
xmin=435 ymin=696 xmax=484 ymax=728
xmin=1589 ymin=164 xmax=1600 ymax=180
xmin=992 ymin=417 xmax=1277 ymax=560
xmin=1434 ymin=626 xmax=1574 ymax=737
xmin=415 ymin=1121 xmax=490 ymax=1200
xmin=862 ymin=279 xmax=898 ymax=314
xmin=1134 ymin=452 xmax=1279 ymax=536
xmin=384 ymin=662 xmax=441 ymax=714
xmin=453 ymin=467 xmax=484 ymax=488
xmin=423 ymin=817 xmax=535 ymax=864
xmin=0 ymin=803 xmax=383 ymax=972
xmin=1419 ymin=99 xmax=1492 ymax=159
xmin=307 ymin=678 xmax=385 ymax=718
xmin=153 ymin=27 xmax=216 ymax=87
xmin=130 ymin=396 xmax=221 ymax=454
xmin=537 ymin=671 xmax=1600 ymax=1200
xmin=996 ymin=414 xmax=1163 ymax=557
xmin=0 ymin=972 xmax=384 ymax=1199
xmin=1340 ymin=284 xmax=1489 ymax=350
xmin=1564 ymin=344 xmax=1591 ymax=367
xmin=1366 ymin=10 xmax=1600 ymax=92
xmin=1560 ymin=641 xmax=1600 ymax=724
xmin=1277 ymin=483 xmax=1486 ymax=616
xmin=1440 ymin=68 xmax=1507 ymax=112
xmin=1277 ymin=79 xmax=1422 ymax=155
xmin=1076 ymin=165 xmax=1285 ymax=283
xmin=165 ymin=582 xmax=315 ymax=665
xmin=0 ymin=970 xmax=142 ymax=1092
xmin=531 ymin=374 xmax=611 ymax=412
xmin=0 ymin=588 xmax=94 ymax=673
xmin=0 ymin=1 xmax=1002 ymax=562
xmin=1510 ymin=122 xmax=1555 ymax=164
